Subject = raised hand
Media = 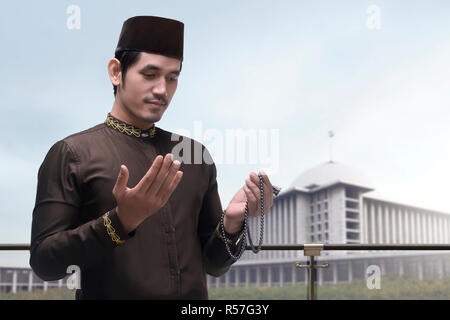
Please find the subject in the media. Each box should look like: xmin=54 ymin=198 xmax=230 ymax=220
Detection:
xmin=224 ymin=171 xmax=274 ymax=233
xmin=112 ymin=153 xmax=183 ymax=233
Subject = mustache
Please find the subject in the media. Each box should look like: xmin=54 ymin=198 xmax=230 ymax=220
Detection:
xmin=143 ymin=96 xmax=167 ymax=105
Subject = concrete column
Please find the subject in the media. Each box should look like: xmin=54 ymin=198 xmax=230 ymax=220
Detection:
xmin=445 ymin=218 xmax=450 ymax=243
xmin=209 ymin=275 xmax=213 ymax=288
xmin=292 ymin=265 xmax=296 ymax=285
xmin=268 ymin=206 xmax=272 ymax=260
xmin=281 ymin=199 xmax=290 ymax=258
xmin=280 ymin=265 xmax=284 ymax=287
xmin=420 ymin=214 xmax=424 ymax=243
xmin=438 ymin=216 xmax=442 ymax=243
xmin=348 ymin=261 xmax=353 ymax=283
xmin=404 ymin=209 xmax=410 ymax=244
xmin=384 ymin=206 xmax=390 ymax=243
xmin=417 ymin=214 xmax=421 ymax=243
xmin=377 ymin=204 xmax=383 ymax=243
xmin=380 ymin=259 xmax=386 ymax=276
xmin=392 ymin=207 xmax=397 ymax=244
xmin=430 ymin=215 xmax=435 ymax=243
xmin=436 ymin=216 xmax=441 ymax=243
xmin=437 ymin=259 xmax=444 ymax=279
xmin=283 ymin=201 xmax=288 ymax=258
xmin=446 ymin=218 xmax=450 ymax=243
xmin=363 ymin=201 xmax=369 ymax=243
xmin=422 ymin=214 xmax=426 ymax=243
xmin=428 ymin=215 xmax=433 ymax=243
xmin=318 ymin=265 xmax=323 ymax=285
xmin=12 ymin=271 xmax=17 ymax=294
xmin=277 ymin=202 xmax=282 ymax=259
xmin=423 ymin=214 xmax=428 ymax=243
xmin=333 ymin=262 xmax=338 ymax=284
xmin=267 ymin=266 xmax=272 ymax=287
xmin=371 ymin=203 xmax=376 ymax=243
xmin=410 ymin=211 xmax=416 ymax=243
xmin=398 ymin=259 xmax=404 ymax=277
xmin=245 ymin=267 xmax=249 ymax=288
xmin=442 ymin=216 xmax=447 ymax=243
xmin=437 ymin=216 xmax=441 ymax=243
xmin=28 ymin=271 xmax=33 ymax=292
xmin=431 ymin=215 xmax=436 ymax=243
xmin=417 ymin=260 xmax=424 ymax=280
xmin=290 ymin=197 xmax=295 ymax=258
xmin=398 ymin=208 xmax=405 ymax=243
xmin=256 ymin=267 xmax=261 ymax=287
xmin=295 ymin=196 xmax=301 ymax=245
xmin=43 ymin=281 xmax=48 ymax=292
xmin=414 ymin=212 xmax=419 ymax=243
xmin=417 ymin=212 xmax=421 ymax=243
xmin=433 ymin=216 xmax=438 ymax=243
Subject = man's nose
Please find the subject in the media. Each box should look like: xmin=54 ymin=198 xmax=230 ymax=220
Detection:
xmin=152 ymin=77 xmax=167 ymax=97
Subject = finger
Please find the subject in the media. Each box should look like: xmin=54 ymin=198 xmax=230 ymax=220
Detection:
xmin=249 ymin=171 xmax=271 ymax=197
xmin=248 ymin=173 xmax=264 ymax=201
xmin=113 ymin=164 xmax=129 ymax=196
xmin=147 ymin=153 xmax=175 ymax=194
xmin=258 ymin=170 xmax=273 ymax=191
xmin=254 ymin=171 xmax=274 ymax=207
xmin=158 ymin=170 xmax=183 ymax=202
xmin=136 ymin=155 xmax=164 ymax=191
xmin=244 ymin=179 xmax=259 ymax=203
xmin=248 ymin=172 xmax=260 ymax=185
xmin=250 ymin=171 xmax=273 ymax=210
xmin=155 ymin=159 xmax=181 ymax=198
xmin=243 ymin=184 xmax=259 ymax=216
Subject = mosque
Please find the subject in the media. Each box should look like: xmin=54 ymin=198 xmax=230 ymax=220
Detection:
xmin=207 ymin=161 xmax=450 ymax=288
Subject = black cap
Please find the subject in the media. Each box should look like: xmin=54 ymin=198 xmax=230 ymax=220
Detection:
xmin=115 ymin=16 xmax=184 ymax=61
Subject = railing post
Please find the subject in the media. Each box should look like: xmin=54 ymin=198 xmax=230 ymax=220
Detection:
xmin=296 ymin=244 xmax=329 ymax=300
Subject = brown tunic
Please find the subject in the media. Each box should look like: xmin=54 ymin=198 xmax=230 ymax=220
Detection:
xmin=29 ymin=113 xmax=243 ymax=299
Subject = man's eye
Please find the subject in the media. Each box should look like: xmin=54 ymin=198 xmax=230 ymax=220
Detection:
xmin=143 ymin=74 xmax=155 ymax=78
xmin=169 ymin=77 xmax=178 ymax=81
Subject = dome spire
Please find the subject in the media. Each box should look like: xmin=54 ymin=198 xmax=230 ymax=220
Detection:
xmin=328 ymin=130 xmax=335 ymax=163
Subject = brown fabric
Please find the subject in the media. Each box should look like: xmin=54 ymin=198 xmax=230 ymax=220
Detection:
xmin=30 ymin=113 xmax=243 ymax=299
xmin=115 ymin=15 xmax=184 ymax=61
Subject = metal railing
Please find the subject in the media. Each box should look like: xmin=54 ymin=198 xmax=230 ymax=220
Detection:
xmin=2 ymin=243 xmax=450 ymax=299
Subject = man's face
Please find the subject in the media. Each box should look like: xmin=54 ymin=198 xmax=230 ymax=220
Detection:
xmin=115 ymin=52 xmax=181 ymax=126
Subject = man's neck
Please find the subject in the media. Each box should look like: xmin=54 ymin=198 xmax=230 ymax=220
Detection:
xmin=110 ymin=100 xmax=154 ymax=131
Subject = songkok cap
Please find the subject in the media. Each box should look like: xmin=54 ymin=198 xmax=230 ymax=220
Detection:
xmin=115 ymin=16 xmax=184 ymax=61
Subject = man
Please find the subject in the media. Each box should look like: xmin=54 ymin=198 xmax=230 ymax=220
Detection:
xmin=30 ymin=15 xmax=274 ymax=299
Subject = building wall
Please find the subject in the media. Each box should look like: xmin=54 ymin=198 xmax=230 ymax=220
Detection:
xmin=363 ymin=197 xmax=450 ymax=245
xmin=329 ymin=187 xmax=345 ymax=244
xmin=0 ymin=267 xmax=70 ymax=294
xmin=208 ymin=253 xmax=450 ymax=288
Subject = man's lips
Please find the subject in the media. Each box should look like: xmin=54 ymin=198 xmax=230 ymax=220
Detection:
xmin=147 ymin=102 xmax=166 ymax=107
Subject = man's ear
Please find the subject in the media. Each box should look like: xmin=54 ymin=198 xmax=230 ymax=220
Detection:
xmin=108 ymin=58 xmax=122 ymax=86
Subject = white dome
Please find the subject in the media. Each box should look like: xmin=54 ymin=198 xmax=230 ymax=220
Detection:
xmin=291 ymin=161 xmax=374 ymax=190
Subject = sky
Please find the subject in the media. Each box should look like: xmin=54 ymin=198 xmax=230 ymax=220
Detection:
xmin=1 ymin=0 xmax=450 ymax=267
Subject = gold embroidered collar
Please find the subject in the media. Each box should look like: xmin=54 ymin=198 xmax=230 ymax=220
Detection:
xmin=104 ymin=113 xmax=157 ymax=138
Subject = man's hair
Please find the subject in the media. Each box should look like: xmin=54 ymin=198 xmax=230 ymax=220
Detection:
xmin=113 ymin=50 xmax=183 ymax=97
xmin=113 ymin=50 xmax=141 ymax=97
